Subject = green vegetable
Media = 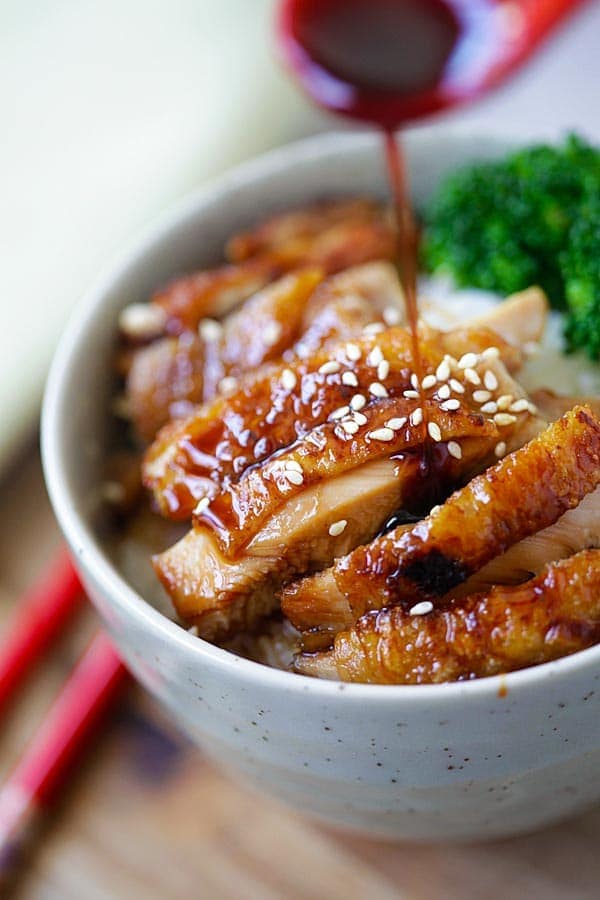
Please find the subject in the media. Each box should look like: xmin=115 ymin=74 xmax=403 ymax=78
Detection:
xmin=562 ymin=197 xmax=600 ymax=359
xmin=421 ymin=136 xmax=600 ymax=351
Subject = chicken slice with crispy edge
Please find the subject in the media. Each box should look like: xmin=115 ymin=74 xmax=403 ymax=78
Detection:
xmin=195 ymin=341 xmax=541 ymax=558
xmin=451 ymin=486 xmax=600 ymax=597
xmin=122 ymin=260 xmax=537 ymax=444
xmin=445 ymin=396 xmax=600 ymax=598
xmin=125 ymin=333 xmax=206 ymax=443
xmin=153 ymin=364 xmax=539 ymax=642
xmin=155 ymin=402 xmax=508 ymax=645
xmin=291 ymin=261 xmax=404 ymax=359
xmin=199 ymin=268 xmax=323 ymax=400
xmin=155 ymin=455 xmax=421 ymax=642
xmin=123 ymin=261 xmax=401 ymax=444
xmin=296 ymin=550 xmax=600 ymax=684
xmin=199 ymin=401 xmax=500 ymax=557
xmin=226 ymin=198 xmax=388 ymax=262
xmin=281 ymin=407 xmax=600 ymax=643
xmin=125 ymin=268 xmax=323 ymax=442
xmin=154 ymin=199 xmax=394 ymax=334
xmin=143 ymin=322 xmax=524 ymax=521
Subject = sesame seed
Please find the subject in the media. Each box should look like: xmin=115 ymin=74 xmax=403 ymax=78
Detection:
xmin=112 ymin=394 xmax=131 ymax=419
xmin=368 ymin=427 xmax=395 ymax=442
xmin=450 ymin=378 xmax=465 ymax=394
xmin=447 ymin=441 xmax=462 ymax=460
xmin=369 ymin=382 xmax=388 ymax=398
xmin=428 ymin=422 xmax=442 ymax=442
xmin=119 ymin=303 xmax=167 ymax=340
xmin=409 ymin=600 xmax=434 ymax=616
xmin=386 ymin=417 xmax=407 ymax=430
xmin=352 ymin=411 xmax=368 ymax=425
xmin=219 ymin=376 xmax=239 ymax=396
xmin=403 ymin=390 xmax=420 ymax=399
xmin=319 ymin=360 xmax=341 ymax=375
xmin=198 ymin=318 xmax=223 ymax=341
xmin=458 ymin=352 xmax=478 ymax=370
xmin=495 ymin=441 xmax=507 ymax=458
xmin=437 ymin=384 xmax=451 ymax=400
xmin=364 ymin=322 xmax=385 ymax=335
xmin=328 ymin=519 xmax=348 ymax=537
xmin=101 ymin=481 xmax=125 ymax=504
xmin=330 ymin=405 xmax=350 ymax=420
xmin=350 ymin=394 xmax=367 ymax=411
xmin=480 ymin=401 xmax=498 ymax=414
xmin=473 ymin=390 xmax=491 ymax=403
xmin=194 ymin=497 xmax=210 ymax=515
xmin=342 ymin=371 xmax=359 ymax=387
xmin=422 ymin=374 xmax=437 ymax=390
xmin=436 ymin=360 xmax=451 ymax=382
xmin=481 ymin=346 xmax=500 ymax=360
xmin=484 ymin=370 xmax=499 ymax=391
xmin=281 ymin=368 xmax=297 ymax=390
xmin=509 ymin=398 xmax=530 ymax=413
xmin=383 ymin=306 xmax=401 ymax=325
xmin=346 ymin=342 xmax=362 ymax=361
xmin=377 ymin=359 xmax=390 ymax=381
xmin=497 ymin=394 xmax=514 ymax=411
xmin=264 ymin=321 xmax=282 ymax=346
xmin=341 ymin=420 xmax=359 ymax=435
xmin=367 ymin=346 xmax=384 ymax=367
xmin=527 ymin=402 xmax=538 ymax=415
xmin=430 ymin=505 xmax=441 ymax=516
xmin=410 ymin=407 xmax=423 ymax=426
xmin=440 ymin=398 xmax=460 ymax=411
xmin=286 ymin=469 xmax=304 ymax=486
xmin=464 ymin=367 xmax=481 ymax=385
xmin=494 ymin=412 xmax=517 ymax=426
xmin=410 ymin=373 xmax=419 ymax=390
xmin=188 ymin=625 xmax=199 ymax=637
xmin=285 ymin=460 xmax=303 ymax=473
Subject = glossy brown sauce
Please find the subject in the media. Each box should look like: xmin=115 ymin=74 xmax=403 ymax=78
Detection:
xmin=277 ymin=0 xmax=472 ymax=489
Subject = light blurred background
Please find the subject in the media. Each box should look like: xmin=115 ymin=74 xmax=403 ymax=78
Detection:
xmin=2 ymin=0 xmax=600 ymax=472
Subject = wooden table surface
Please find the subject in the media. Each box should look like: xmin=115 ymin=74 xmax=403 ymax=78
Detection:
xmin=2 ymin=442 xmax=600 ymax=900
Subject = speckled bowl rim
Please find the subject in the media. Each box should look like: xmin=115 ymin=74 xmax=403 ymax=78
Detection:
xmin=42 ymin=129 xmax=600 ymax=705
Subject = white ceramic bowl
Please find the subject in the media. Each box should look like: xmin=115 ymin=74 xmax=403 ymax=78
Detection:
xmin=42 ymin=131 xmax=600 ymax=842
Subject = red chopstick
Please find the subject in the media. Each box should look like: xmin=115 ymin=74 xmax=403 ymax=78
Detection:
xmin=0 ymin=549 xmax=83 ymax=715
xmin=0 ymin=632 xmax=128 ymax=884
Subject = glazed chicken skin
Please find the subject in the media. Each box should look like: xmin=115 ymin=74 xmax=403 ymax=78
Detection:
xmin=153 ymin=403 xmax=505 ymax=642
xmin=154 ymin=199 xmax=394 ymax=333
xmin=141 ymin=279 xmax=542 ymax=522
xmin=282 ymin=407 xmax=600 ymax=643
xmin=147 ymin=283 xmax=548 ymax=641
xmin=296 ymin=550 xmax=600 ymax=684
xmin=143 ymin=320 xmax=529 ymax=522
xmin=119 ymin=200 xmax=395 ymax=441
xmin=119 ymin=206 xmax=544 ymax=444
xmin=452 ymin=486 xmax=600 ymax=598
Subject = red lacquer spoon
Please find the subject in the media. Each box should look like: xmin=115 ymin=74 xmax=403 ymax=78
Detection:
xmin=277 ymin=0 xmax=587 ymax=129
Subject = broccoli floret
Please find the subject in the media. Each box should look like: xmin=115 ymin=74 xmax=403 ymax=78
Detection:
xmin=562 ymin=199 xmax=600 ymax=359
xmin=421 ymin=135 xmax=600 ymax=310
